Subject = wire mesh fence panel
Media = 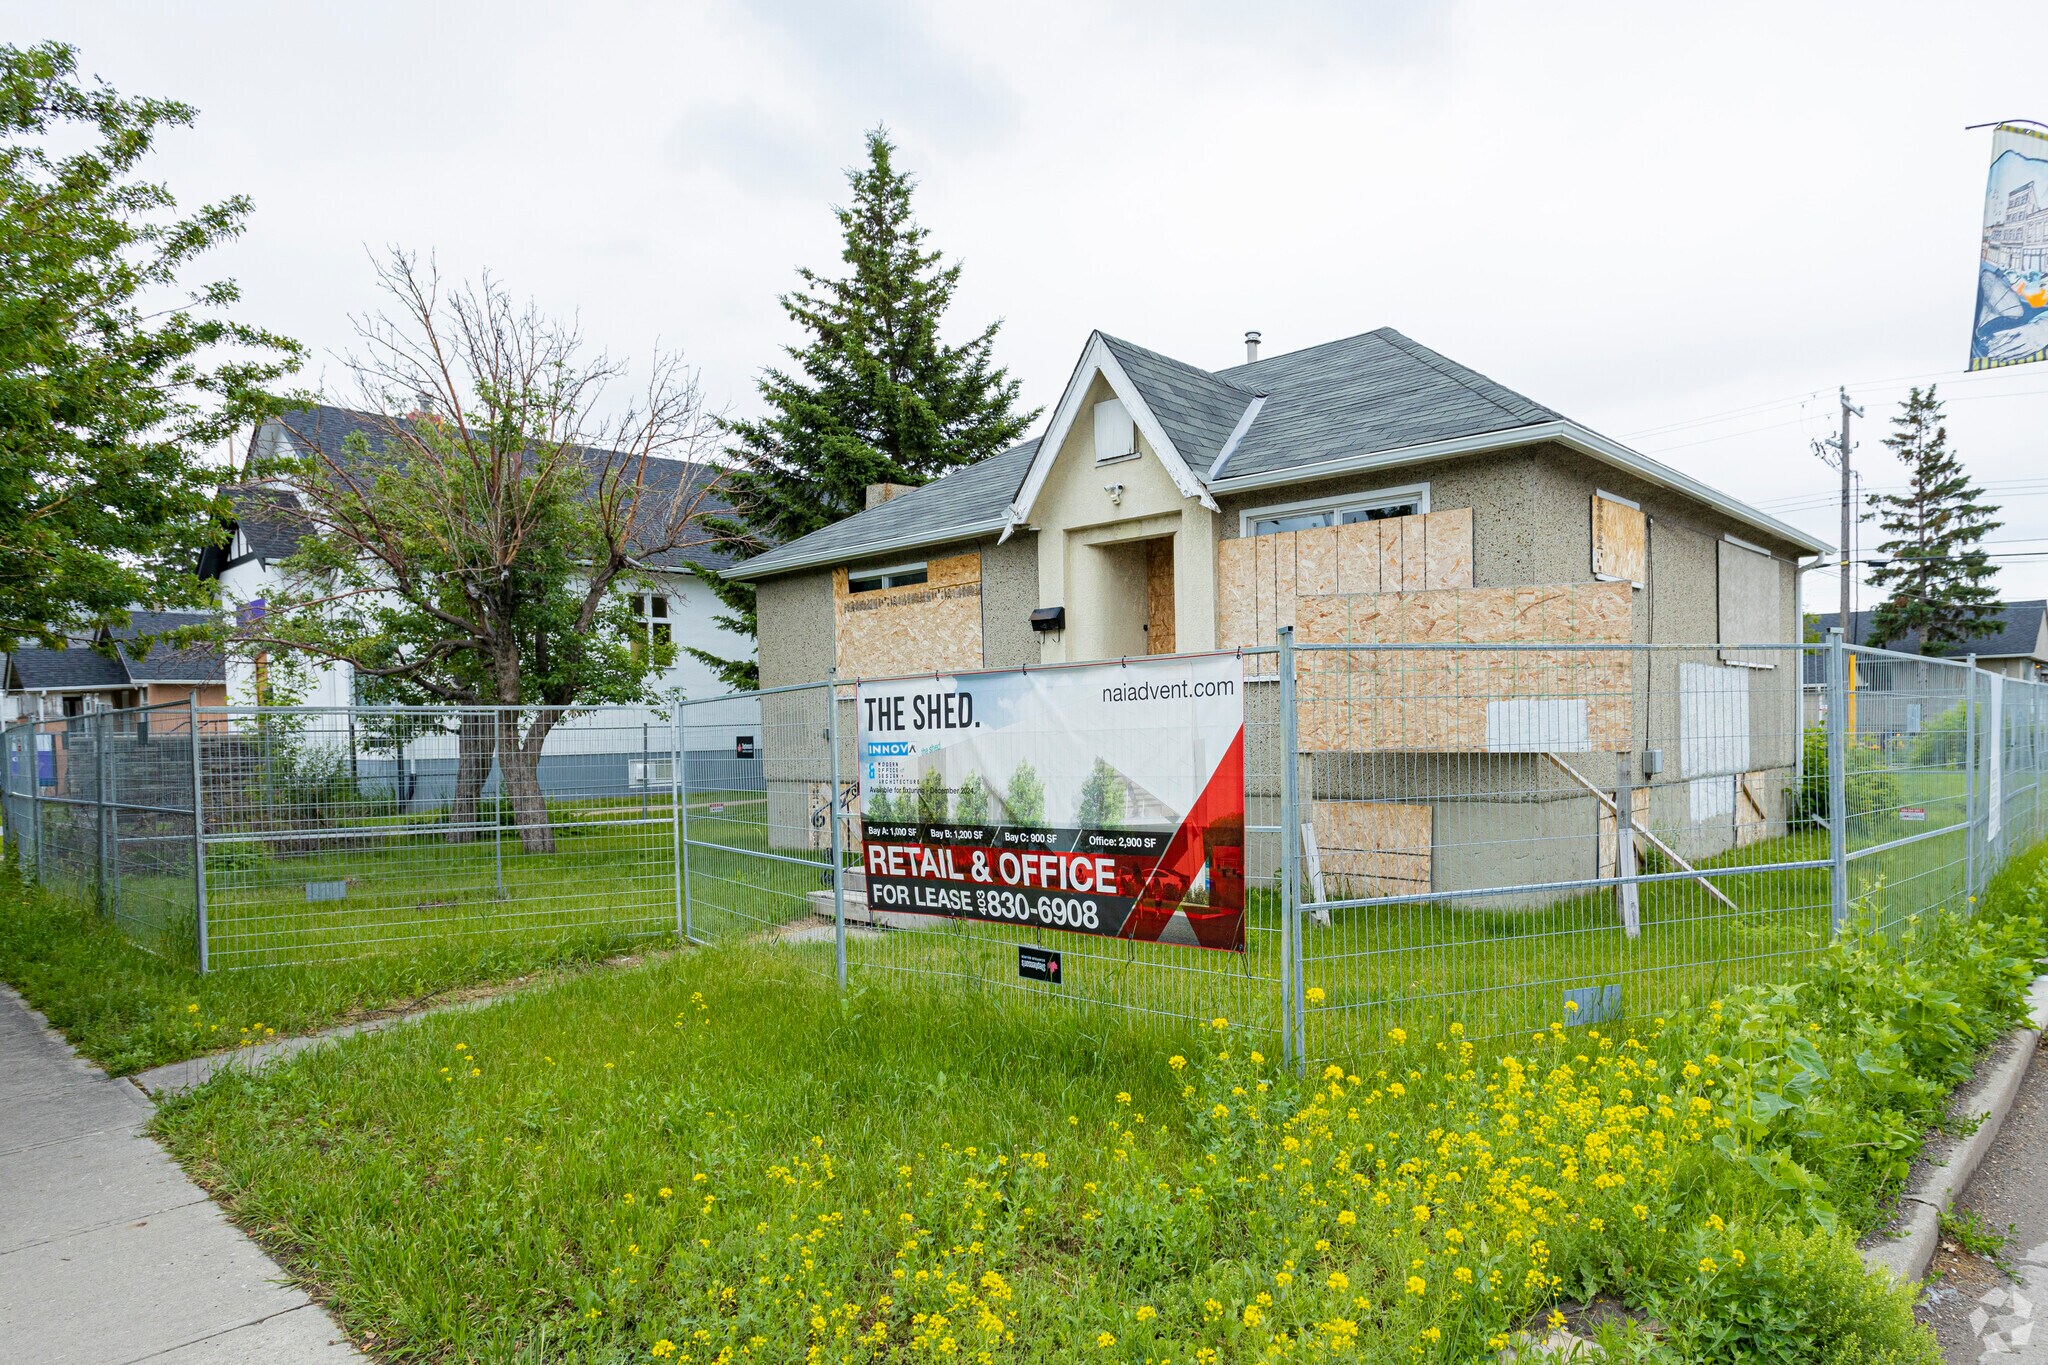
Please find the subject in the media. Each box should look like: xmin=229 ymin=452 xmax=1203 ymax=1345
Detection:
xmin=196 ymin=704 xmax=682 ymax=970
xmin=3 ymin=721 xmax=35 ymax=879
xmin=1293 ymin=642 xmax=1829 ymax=1060
xmin=677 ymin=684 xmax=833 ymax=946
xmin=1839 ymin=647 xmax=1977 ymax=934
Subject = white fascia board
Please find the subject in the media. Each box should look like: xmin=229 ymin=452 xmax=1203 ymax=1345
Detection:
xmin=1205 ymin=420 xmax=1830 ymax=556
xmin=1004 ymin=333 xmax=1220 ymax=534
xmin=720 ymin=519 xmax=1012 ymax=583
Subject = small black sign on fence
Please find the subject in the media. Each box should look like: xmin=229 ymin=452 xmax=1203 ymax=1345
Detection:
xmin=735 ymin=735 xmax=756 ymax=759
xmin=1018 ymin=945 xmax=1062 ymax=984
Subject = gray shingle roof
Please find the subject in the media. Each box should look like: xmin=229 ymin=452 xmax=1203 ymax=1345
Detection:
xmin=1099 ymin=334 xmax=1255 ymax=469
xmin=225 ymin=486 xmax=311 ymax=563
xmin=265 ymin=405 xmax=737 ymax=572
xmin=1208 ymin=329 xmax=1561 ymax=479
xmin=729 ymin=440 xmax=1041 ymax=580
xmin=723 ymin=325 xmax=1815 ymax=580
xmin=111 ymin=610 xmax=225 ymax=684
xmin=6 ymin=646 xmax=130 ymax=691
xmin=1811 ymin=601 xmax=2048 ymax=659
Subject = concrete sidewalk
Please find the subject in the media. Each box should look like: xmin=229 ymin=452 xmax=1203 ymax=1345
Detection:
xmin=0 ymin=986 xmax=362 ymax=1364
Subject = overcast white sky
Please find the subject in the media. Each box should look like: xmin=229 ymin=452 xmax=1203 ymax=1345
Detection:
xmin=16 ymin=0 xmax=2048 ymax=615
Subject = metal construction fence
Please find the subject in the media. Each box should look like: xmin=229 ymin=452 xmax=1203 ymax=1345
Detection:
xmin=4 ymin=633 xmax=2045 ymax=1066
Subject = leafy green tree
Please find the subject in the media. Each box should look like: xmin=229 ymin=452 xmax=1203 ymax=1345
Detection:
xmin=1864 ymin=386 xmax=2003 ymax=654
xmin=955 ymin=771 xmax=990 ymax=826
xmin=1004 ymin=760 xmax=1046 ymax=828
xmin=688 ymin=128 xmax=1039 ymax=687
xmin=862 ymin=786 xmax=895 ymax=824
xmin=1075 ymin=758 xmax=1127 ymax=830
xmin=914 ymin=768 xmax=949 ymax=826
xmin=0 ymin=41 xmax=301 ymax=651
xmin=242 ymin=253 xmax=718 ymax=852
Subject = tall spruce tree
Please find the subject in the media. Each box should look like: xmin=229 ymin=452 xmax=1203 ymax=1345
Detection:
xmin=1864 ymin=385 xmax=2003 ymax=654
xmin=688 ymin=128 xmax=1037 ymax=687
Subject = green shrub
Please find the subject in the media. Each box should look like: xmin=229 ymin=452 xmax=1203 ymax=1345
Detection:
xmin=1789 ymin=726 xmax=1903 ymax=828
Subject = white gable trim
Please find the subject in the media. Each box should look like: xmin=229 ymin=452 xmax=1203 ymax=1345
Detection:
xmin=1003 ymin=333 xmax=1220 ymax=539
xmin=1207 ymin=394 xmax=1268 ymax=479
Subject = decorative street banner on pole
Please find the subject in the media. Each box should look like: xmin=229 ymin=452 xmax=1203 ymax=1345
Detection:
xmin=1971 ymin=122 xmax=2048 ymax=371
xmin=856 ymin=653 xmax=1246 ymax=952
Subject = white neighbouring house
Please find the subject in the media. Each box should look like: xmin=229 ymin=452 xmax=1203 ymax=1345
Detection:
xmin=195 ymin=406 xmax=755 ymax=799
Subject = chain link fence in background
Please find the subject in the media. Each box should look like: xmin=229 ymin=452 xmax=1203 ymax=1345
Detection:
xmin=4 ymin=633 xmax=2044 ymax=1068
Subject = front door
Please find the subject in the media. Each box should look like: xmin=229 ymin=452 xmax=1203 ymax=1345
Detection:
xmin=1145 ymin=540 xmax=1176 ymax=654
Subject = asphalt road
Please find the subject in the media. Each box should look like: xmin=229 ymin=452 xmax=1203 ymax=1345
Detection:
xmin=1921 ymin=1038 xmax=2048 ymax=1362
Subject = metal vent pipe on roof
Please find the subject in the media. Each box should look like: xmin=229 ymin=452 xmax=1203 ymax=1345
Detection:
xmin=1244 ymin=330 xmax=1262 ymax=363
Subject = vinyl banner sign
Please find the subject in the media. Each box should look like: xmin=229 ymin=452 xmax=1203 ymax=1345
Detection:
xmin=856 ymin=654 xmax=1246 ymax=952
xmin=1972 ymin=123 xmax=2048 ymax=371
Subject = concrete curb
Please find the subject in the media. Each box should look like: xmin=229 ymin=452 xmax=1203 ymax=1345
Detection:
xmin=1861 ymin=974 xmax=2048 ymax=1284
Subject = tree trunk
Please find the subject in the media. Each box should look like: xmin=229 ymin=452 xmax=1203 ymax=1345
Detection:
xmin=495 ymin=706 xmax=557 ymax=854
xmin=446 ymin=712 xmax=495 ymax=843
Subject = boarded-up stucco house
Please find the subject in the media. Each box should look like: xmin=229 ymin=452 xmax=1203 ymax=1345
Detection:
xmin=729 ymin=328 xmax=1830 ymax=898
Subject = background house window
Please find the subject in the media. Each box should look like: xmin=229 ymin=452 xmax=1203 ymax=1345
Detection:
xmin=847 ymin=563 xmax=928 ymax=593
xmin=1093 ymin=398 xmax=1139 ymax=464
xmin=1244 ymin=485 xmax=1429 ymax=537
xmin=633 ymin=592 xmax=671 ymax=649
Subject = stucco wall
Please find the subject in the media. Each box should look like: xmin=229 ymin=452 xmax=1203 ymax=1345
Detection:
xmin=978 ymin=532 xmax=1042 ymax=670
xmin=1030 ymin=375 xmax=1219 ymax=664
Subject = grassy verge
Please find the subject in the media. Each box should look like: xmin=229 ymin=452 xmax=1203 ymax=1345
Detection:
xmin=150 ymin=841 xmax=2048 ymax=1362
xmin=0 ymin=872 xmax=658 ymax=1075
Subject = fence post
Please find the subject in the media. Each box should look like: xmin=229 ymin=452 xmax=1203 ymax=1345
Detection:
xmin=189 ymin=692 xmax=208 ymax=975
xmin=827 ymin=673 xmax=847 ymax=990
xmin=1825 ymin=629 xmax=1850 ymax=935
xmin=34 ymin=710 xmax=47 ymax=887
xmin=677 ymin=701 xmax=694 ymax=944
xmin=671 ymin=697 xmax=686 ymax=944
xmin=1277 ymin=627 xmax=1302 ymax=1072
xmin=94 ymin=708 xmax=109 ymax=918
xmin=1963 ymin=656 xmax=1978 ymax=905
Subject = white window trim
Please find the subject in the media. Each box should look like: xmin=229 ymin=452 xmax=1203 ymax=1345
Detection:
xmin=1593 ymin=487 xmax=1640 ymax=511
xmin=1237 ymin=482 xmax=1431 ymax=538
xmin=845 ymin=560 xmax=929 ymax=592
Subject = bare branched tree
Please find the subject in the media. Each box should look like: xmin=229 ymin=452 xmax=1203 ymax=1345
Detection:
xmin=242 ymin=251 xmax=723 ymax=851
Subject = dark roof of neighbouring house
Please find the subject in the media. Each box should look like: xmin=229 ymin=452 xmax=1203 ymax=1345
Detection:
xmin=1810 ymin=601 xmax=2048 ymax=659
xmin=110 ymin=610 xmax=226 ymax=683
xmin=726 ymin=326 xmax=1822 ymax=583
xmin=5 ymin=610 xmax=224 ymax=692
xmin=225 ymin=485 xmax=311 ymax=563
xmin=246 ymin=404 xmax=737 ymax=573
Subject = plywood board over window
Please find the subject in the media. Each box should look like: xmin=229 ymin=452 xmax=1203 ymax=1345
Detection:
xmin=1717 ymin=536 xmax=1781 ymax=668
xmin=1312 ymin=801 xmax=1432 ymax=897
xmin=1215 ymin=508 xmax=1476 ymax=650
xmin=1292 ymin=579 xmax=1634 ymax=753
xmin=834 ymin=551 xmax=983 ymax=678
xmin=1592 ymin=492 xmax=1646 ymax=587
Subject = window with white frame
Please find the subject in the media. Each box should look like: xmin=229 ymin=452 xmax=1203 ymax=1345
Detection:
xmin=1241 ymin=483 xmax=1429 ymax=538
xmin=632 ymin=592 xmax=672 ymax=649
xmin=846 ymin=562 xmax=928 ymax=593
xmin=1093 ymin=398 xmax=1139 ymax=464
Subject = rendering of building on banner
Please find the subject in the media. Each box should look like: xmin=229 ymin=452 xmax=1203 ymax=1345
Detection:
xmin=730 ymin=326 xmax=1828 ymax=904
xmin=1973 ymin=122 xmax=2048 ymax=371
xmin=855 ymin=655 xmax=1246 ymax=951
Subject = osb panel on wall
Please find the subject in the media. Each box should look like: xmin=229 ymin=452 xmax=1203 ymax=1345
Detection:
xmin=1597 ymin=786 xmax=1654 ymax=879
xmin=1291 ymin=580 xmax=1634 ymax=753
xmin=1592 ymin=494 xmax=1647 ymax=586
xmin=1215 ymin=509 xmax=1477 ymax=650
xmin=834 ymin=551 xmax=983 ymax=678
xmin=1313 ymin=800 xmax=1432 ymax=898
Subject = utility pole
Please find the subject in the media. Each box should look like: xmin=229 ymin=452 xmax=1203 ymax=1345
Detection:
xmin=1811 ymin=386 xmax=1864 ymax=640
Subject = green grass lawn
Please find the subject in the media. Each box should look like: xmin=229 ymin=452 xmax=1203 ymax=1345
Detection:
xmin=150 ymin=844 xmax=2048 ymax=1364
xmin=0 ymin=872 xmax=663 ymax=1076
